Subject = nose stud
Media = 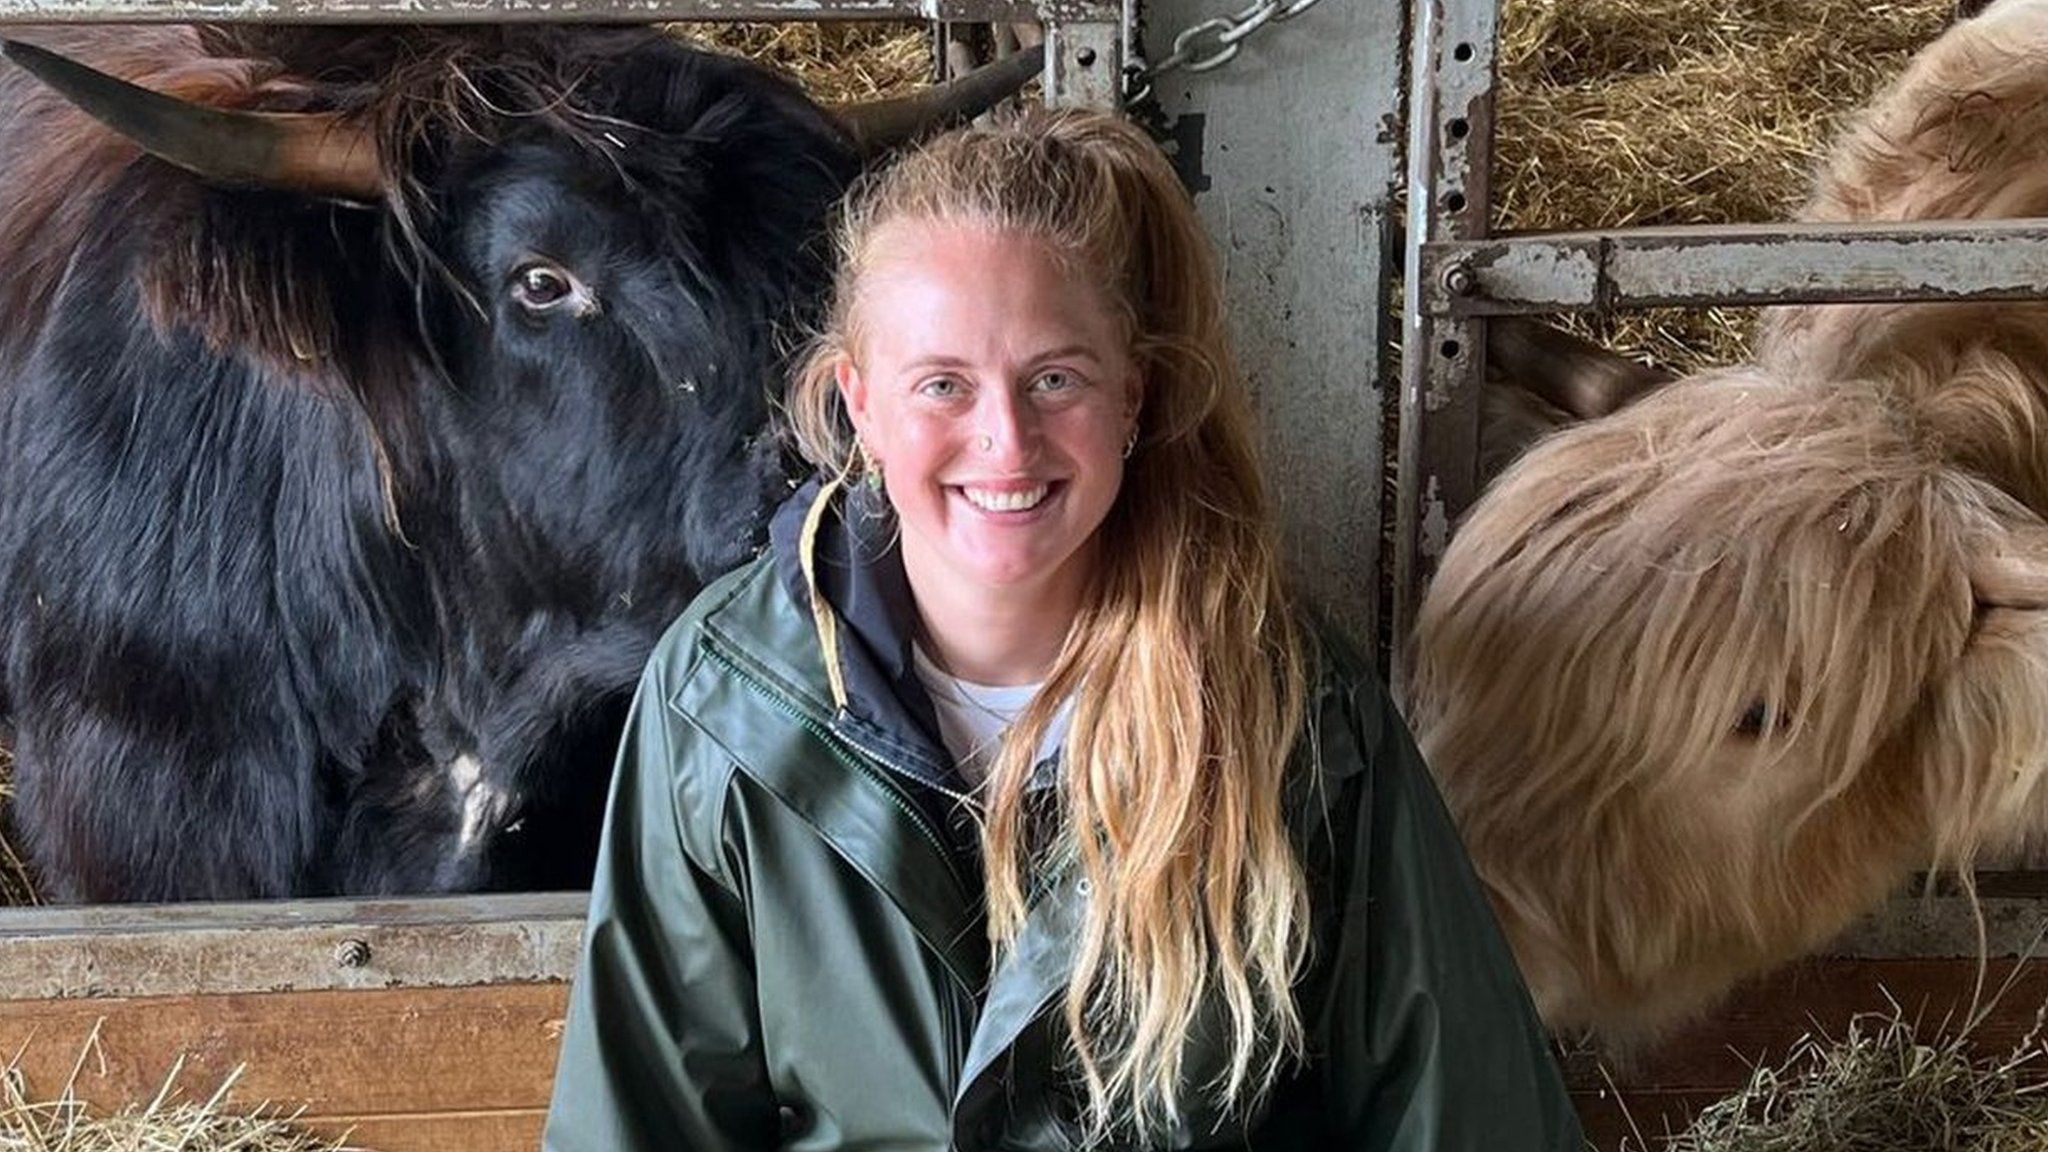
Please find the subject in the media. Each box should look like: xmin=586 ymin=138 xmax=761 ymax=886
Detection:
xmin=977 ymin=434 xmax=993 ymax=453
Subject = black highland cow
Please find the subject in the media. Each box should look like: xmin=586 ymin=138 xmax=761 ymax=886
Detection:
xmin=0 ymin=25 xmax=1031 ymax=902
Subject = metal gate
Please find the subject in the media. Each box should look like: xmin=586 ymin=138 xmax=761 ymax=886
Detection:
xmin=1395 ymin=0 xmax=2048 ymax=657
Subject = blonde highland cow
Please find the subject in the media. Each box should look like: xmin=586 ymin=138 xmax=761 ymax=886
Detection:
xmin=1411 ymin=0 xmax=2048 ymax=1044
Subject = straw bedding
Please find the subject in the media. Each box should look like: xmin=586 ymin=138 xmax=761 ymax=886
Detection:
xmin=0 ymin=747 xmax=30 ymax=909
xmin=0 ymin=1048 xmax=354 ymax=1152
xmin=1625 ymin=998 xmax=2048 ymax=1150
xmin=673 ymin=22 xmax=934 ymax=100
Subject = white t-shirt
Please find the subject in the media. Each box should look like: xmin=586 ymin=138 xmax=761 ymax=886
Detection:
xmin=911 ymin=642 xmax=1073 ymax=788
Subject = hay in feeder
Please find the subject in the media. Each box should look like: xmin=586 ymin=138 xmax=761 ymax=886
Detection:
xmin=0 ymin=1036 xmax=356 ymax=1152
xmin=1615 ymin=994 xmax=2048 ymax=1151
xmin=1494 ymin=0 xmax=1956 ymax=373
xmin=667 ymin=23 xmax=934 ymax=101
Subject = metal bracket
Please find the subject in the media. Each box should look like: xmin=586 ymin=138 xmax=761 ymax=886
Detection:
xmin=1043 ymin=17 xmax=1122 ymax=109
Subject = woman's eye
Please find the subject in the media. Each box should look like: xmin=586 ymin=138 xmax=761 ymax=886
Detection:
xmin=1032 ymin=370 xmax=1079 ymax=393
xmin=918 ymin=376 xmax=965 ymax=398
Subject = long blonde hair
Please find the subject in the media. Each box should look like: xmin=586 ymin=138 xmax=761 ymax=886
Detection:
xmin=785 ymin=109 xmax=1309 ymax=1140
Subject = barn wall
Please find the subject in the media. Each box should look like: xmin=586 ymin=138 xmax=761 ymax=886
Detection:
xmin=1140 ymin=0 xmax=1406 ymax=649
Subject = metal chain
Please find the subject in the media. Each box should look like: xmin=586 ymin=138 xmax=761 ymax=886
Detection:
xmin=1123 ymin=0 xmax=1331 ymax=101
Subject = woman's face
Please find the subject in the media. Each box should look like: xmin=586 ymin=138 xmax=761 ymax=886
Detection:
xmin=838 ymin=221 xmax=1140 ymax=610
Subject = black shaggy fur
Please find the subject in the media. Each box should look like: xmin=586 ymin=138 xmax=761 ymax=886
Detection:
xmin=0 ymin=25 xmax=855 ymax=901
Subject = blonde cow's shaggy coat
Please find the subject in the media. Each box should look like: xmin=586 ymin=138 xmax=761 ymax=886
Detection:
xmin=1410 ymin=0 xmax=2048 ymax=1044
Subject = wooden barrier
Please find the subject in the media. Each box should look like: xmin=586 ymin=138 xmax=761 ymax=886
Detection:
xmin=0 ymin=894 xmax=582 ymax=1151
xmin=0 ymin=983 xmax=571 ymax=1151
xmin=5 ymin=884 xmax=2043 ymax=1148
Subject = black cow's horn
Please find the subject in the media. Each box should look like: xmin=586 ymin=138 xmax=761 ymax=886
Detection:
xmin=830 ymin=45 xmax=1044 ymax=156
xmin=0 ymin=37 xmax=382 ymax=203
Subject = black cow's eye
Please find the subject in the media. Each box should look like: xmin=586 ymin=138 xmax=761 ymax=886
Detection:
xmin=509 ymin=261 xmax=590 ymax=314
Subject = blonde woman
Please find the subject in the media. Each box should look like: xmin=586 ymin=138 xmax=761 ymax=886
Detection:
xmin=544 ymin=109 xmax=1578 ymax=1151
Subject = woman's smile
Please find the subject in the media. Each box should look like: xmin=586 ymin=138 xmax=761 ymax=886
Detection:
xmin=956 ymin=480 xmax=1056 ymax=515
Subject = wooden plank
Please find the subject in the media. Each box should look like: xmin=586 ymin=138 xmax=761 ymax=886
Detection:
xmin=312 ymin=1110 xmax=546 ymax=1152
xmin=1422 ymin=219 xmax=2048 ymax=316
xmin=1926 ymin=868 xmax=2048 ymax=899
xmin=0 ymin=983 xmax=569 ymax=1119
xmin=1573 ymin=1088 xmax=1732 ymax=1152
xmin=0 ymin=893 xmax=587 ymax=998
xmin=0 ymin=892 xmax=584 ymax=935
xmin=1826 ymin=887 xmax=2048 ymax=958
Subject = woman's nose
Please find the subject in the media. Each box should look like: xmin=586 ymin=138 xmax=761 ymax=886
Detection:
xmin=977 ymin=391 xmax=1039 ymax=460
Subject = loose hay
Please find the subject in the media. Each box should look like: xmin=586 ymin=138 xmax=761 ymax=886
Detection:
xmin=1 ymin=1044 xmax=356 ymax=1152
xmin=1617 ymin=996 xmax=2048 ymax=1151
xmin=667 ymin=23 xmax=933 ymax=101
xmin=1496 ymin=0 xmax=1956 ymax=373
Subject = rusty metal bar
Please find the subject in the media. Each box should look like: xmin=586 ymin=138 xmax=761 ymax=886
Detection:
xmin=0 ymin=0 xmax=1115 ymax=24
xmin=0 ymin=893 xmax=587 ymax=999
xmin=1423 ymin=218 xmax=2048 ymax=316
xmin=1390 ymin=0 xmax=1497 ymax=676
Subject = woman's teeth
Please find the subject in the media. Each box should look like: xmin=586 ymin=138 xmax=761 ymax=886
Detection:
xmin=962 ymin=485 xmax=1050 ymax=512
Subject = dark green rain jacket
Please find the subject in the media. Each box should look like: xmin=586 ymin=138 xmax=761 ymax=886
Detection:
xmin=543 ymin=481 xmax=1582 ymax=1151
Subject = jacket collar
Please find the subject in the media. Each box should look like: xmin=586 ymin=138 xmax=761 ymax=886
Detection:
xmin=769 ymin=476 xmax=957 ymax=788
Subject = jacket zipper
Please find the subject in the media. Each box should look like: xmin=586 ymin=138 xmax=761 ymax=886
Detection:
xmin=698 ymin=635 xmax=973 ymax=901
